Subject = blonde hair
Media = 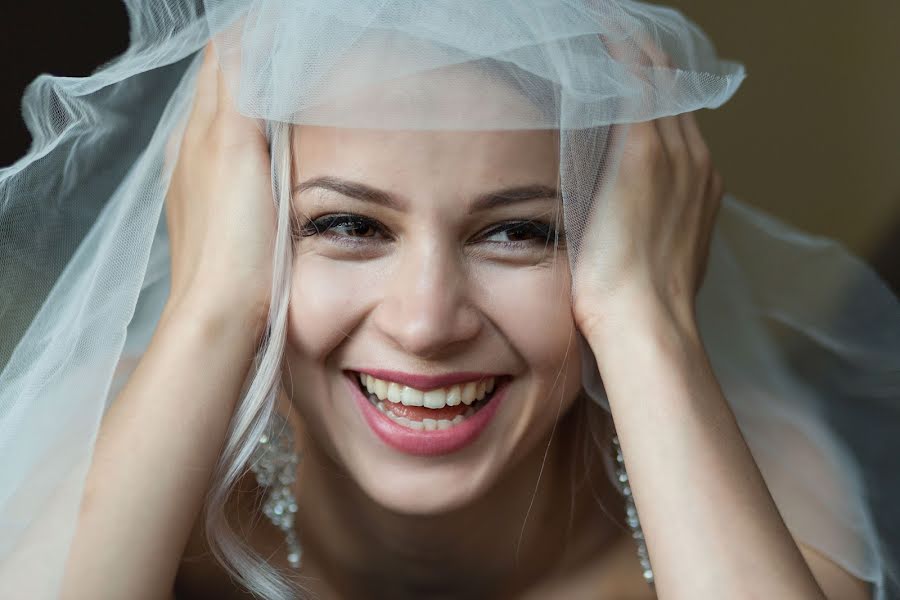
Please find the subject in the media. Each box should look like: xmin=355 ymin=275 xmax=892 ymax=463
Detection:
xmin=202 ymin=121 xmax=299 ymax=599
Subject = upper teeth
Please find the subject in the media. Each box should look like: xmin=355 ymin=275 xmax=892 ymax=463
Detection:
xmin=359 ymin=373 xmax=496 ymax=409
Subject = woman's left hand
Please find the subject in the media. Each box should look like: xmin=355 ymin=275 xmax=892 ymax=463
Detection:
xmin=571 ymin=111 xmax=724 ymax=341
xmin=570 ymin=105 xmax=850 ymax=600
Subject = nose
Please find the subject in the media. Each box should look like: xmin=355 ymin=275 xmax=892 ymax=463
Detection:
xmin=373 ymin=240 xmax=482 ymax=358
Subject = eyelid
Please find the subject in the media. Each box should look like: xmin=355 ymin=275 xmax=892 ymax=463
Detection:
xmin=296 ymin=212 xmax=391 ymax=239
xmin=476 ymin=219 xmax=559 ymax=241
xmin=294 ymin=212 xmax=564 ymax=251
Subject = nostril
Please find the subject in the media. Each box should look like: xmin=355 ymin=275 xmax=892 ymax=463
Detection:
xmin=379 ymin=311 xmax=482 ymax=358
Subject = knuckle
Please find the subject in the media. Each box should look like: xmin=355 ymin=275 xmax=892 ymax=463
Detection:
xmin=668 ymin=138 xmax=689 ymax=164
xmin=632 ymin=129 xmax=663 ymax=162
xmin=656 ymin=49 xmax=675 ymax=69
xmin=694 ymin=146 xmax=712 ymax=171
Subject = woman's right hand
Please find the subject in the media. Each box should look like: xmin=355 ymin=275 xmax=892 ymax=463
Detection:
xmin=164 ymin=43 xmax=275 ymax=330
xmin=62 ymin=48 xmax=278 ymax=598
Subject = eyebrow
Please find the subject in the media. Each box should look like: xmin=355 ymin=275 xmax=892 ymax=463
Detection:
xmin=292 ymin=175 xmax=558 ymax=212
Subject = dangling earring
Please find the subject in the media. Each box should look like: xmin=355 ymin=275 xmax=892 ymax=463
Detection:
xmin=611 ymin=434 xmax=654 ymax=586
xmin=250 ymin=412 xmax=303 ymax=568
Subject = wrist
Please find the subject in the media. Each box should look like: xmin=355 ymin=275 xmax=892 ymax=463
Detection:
xmin=159 ymin=291 xmax=270 ymax=347
xmin=581 ymin=286 xmax=701 ymax=366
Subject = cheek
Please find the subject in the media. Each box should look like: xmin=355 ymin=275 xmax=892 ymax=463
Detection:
xmin=286 ymin=255 xmax=379 ymax=361
xmin=477 ymin=260 xmax=579 ymax=376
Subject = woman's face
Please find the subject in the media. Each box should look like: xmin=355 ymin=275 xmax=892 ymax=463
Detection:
xmin=285 ymin=124 xmax=584 ymax=514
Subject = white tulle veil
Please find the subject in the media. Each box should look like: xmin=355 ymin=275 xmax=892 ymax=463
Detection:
xmin=0 ymin=0 xmax=898 ymax=598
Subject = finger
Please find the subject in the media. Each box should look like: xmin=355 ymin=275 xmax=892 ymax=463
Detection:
xmin=184 ymin=43 xmax=219 ymax=140
xmin=694 ymin=170 xmax=723 ymax=294
xmin=679 ymin=110 xmax=711 ymax=171
xmin=213 ymin=47 xmax=237 ymax=123
xmin=212 ymin=41 xmax=251 ymax=127
xmin=637 ymin=34 xmax=671 ymax=69
xmin=598 ymin=29 xmax=630 ymax=64
xmin=586 ymin=36 xmax=628 ymax=185
xmin=618 ymin=121 xmax=657 ymax=164
xmin=704 ymin=168 xmax=724 ymax=231
xmin=632 ymin=37 xmax=687 ymax=167
xmin=597 ymin=33 xmax=641 ymax=160
xmin=210 ymin=43 xmax=268 ymax=150
xmin=598 ymin=122 xmax=626 ymax=178
xmin=654 ymin=115 xmax=686 ymax=169
xmin=599 ymin=32 xmax=673 ymax=153
xmin=709 ymin=169 xmax=724 ymax=208
xmin=601 ymin=32 xmax=662 ymax=93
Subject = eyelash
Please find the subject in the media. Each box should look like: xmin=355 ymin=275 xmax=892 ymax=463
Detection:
xmin=295 ymin=212 xmax=564 ymax=249
xmin=480 ymin=220 xmax=563 ymax=248
xmin=296 ymin=214 xmax=386 ymax=242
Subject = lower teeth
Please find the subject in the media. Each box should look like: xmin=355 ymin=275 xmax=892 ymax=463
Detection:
xmin=367 ymin=392 xmax=490 ymax=431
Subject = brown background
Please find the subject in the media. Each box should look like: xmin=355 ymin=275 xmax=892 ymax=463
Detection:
xmin=672 ymin=0 xmax=900 ymax=267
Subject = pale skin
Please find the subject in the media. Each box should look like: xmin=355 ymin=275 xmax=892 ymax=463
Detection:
xmin=61 ymin=44 xmax=871 ymax=600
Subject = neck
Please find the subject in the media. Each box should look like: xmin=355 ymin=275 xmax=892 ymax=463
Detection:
xmin=290 ymin=396 xmax=624 ymax=599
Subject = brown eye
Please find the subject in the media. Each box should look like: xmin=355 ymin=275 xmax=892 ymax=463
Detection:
xmin=298 ymin=214 xmax=386 ymax=239
xmin=480 ymin=220 xmax=562 ymax=246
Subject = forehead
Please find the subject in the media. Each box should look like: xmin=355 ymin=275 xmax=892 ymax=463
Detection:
xmin=297 ymin=32 xmax=555 ymax=130
xmin=292 ymin=127 xmax=560 ymax=193
xmin=291 ymin=48 xmax=560 ymax=200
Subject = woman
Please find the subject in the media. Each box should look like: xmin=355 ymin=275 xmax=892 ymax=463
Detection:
xmin=1 ymin=1 xmax=897 ymax=598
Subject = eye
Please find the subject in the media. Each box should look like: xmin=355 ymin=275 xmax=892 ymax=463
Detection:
xmin=478 ymin=220 xmax=563 ymax=247
xmin=296 ymin=213 xmax=388 ymax=241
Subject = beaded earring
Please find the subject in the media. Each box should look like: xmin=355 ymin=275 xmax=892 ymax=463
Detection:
xmin=612 ymin=434 xmax=654 ymax=585
xmin=249 ymin=413 xmax=303 ymax=568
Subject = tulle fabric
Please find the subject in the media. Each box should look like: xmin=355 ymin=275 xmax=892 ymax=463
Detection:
xmin=0 ymin=1 xmax=897 ymax=598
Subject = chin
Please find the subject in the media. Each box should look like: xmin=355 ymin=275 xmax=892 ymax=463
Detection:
xmin=326 ymin=370 xmax=528 ymax=515
xmin=350 ymin=456 xmax=503 ymax=515
xmin=291 ymin=361 xmax=577 ymax=516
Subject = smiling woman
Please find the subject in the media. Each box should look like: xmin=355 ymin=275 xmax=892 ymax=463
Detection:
xmin=0 ymin=1 xmax=898 ymax=600
xmin=284 ymin=124 xmax=583 ymax=519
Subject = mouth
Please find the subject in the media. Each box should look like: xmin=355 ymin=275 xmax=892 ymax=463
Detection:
xmin=354 ymin=371 xmax=501 ymax=431
xmin=346 ymin=370 xmax=509 ymax=456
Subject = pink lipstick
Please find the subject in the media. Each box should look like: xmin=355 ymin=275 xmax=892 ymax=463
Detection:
xmin=346 ymin=371 xmax=507 ymax=456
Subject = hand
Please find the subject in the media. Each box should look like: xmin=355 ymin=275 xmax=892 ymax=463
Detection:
xmin=164 ymin=44 xmax=275 ymax=329
xmin=571 ymin=111 xmax=724 ymax=340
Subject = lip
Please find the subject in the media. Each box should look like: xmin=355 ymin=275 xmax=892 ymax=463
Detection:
xmin=345 ymin=372 xmax=506 ymax=457
xmin=355 ymin=369 xmax=501 ymax=391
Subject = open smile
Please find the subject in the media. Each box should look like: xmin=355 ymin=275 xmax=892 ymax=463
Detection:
xmin=345 ymin=370 xmax=509 ymax=456
xmin=356 ymin=371 xmax=499 ymax=430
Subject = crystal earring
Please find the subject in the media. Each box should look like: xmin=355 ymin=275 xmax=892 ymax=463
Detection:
xmin=611 ymin=434 xmax=654 ymax=586
xmin=250 ymin=412 xmax=303 ymax=568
